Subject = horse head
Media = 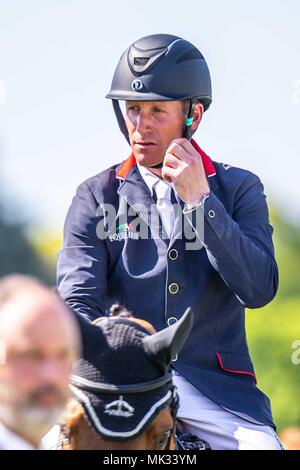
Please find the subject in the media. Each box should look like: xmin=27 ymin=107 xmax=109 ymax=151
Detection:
xmin=59 ymin=306 xmax=193 ymax=450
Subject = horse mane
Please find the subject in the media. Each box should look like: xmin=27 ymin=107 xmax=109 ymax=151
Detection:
xmin=93 ymin=304 xmax=157 ymax=335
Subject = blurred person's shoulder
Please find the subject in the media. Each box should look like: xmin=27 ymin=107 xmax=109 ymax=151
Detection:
xmin=0 ymin=421 xmax=37 ymax=450
xmin=41 ymin=424 xmax=61 ymax=450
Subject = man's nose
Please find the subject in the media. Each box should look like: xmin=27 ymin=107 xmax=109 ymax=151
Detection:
xmin=39 ymin=359 xmax=66 ymax=383
xmin=135 ymin=110 xmax=150 ymax=131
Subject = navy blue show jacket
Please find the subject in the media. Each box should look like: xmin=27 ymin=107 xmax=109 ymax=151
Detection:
xmin=57 ymin=140 xmax=278 ymax=428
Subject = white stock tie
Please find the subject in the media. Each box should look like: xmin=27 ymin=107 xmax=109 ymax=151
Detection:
xmin=153 ymin=179 xmax=176 ymax=239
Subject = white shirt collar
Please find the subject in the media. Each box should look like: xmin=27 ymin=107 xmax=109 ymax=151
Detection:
xmin=136 ymin=162 xmax=177 ymax=200
xmin=0 ymin=421 xmax=43 ymax=450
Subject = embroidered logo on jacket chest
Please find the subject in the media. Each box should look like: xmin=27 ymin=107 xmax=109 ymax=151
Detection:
xmin=109 ymin=223 xmax=139 ymax=242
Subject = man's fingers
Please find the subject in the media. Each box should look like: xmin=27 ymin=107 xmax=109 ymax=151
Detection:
xmin=166 ymin=139 xmax=198 ymax=164
xmin=163 ymin=153 xmax=181 ymax=169
xmin=173 ymin=138 xmax=194 ymax=154
xmin=162 ymin=165 xmax=176 ymax=182
xmin=166 ymin=141 xmax=188 ymax=161
xmin=168 ymin=138 xmax=194 ymax=153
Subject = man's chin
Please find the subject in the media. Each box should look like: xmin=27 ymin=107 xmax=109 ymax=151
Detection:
xmin=0 ymin=403 xmax=65 ymax=433
xmin=24 ymin=405 xmax=64 ymax=424
xmin=21 ymin=405 xmax=65 ymax=436
xmin=134 ymin=151 xmax=164 ymax=168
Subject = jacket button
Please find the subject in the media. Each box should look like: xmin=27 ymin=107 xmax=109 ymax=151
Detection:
xmin=208 ymin=210 xmax=215 ymax=218
xmin=167 ymin=317 xmax=178 ymax=326
xmin=168 ymin=249 xmax=178 ymax=260
xmin=168 ymin=283 xmax=179 ymax=295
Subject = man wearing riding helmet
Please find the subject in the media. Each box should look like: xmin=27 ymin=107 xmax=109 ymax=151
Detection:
xmin=57 ymin=34 xmax=283 ymax=449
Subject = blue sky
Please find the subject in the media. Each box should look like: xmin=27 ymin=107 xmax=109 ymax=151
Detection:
xmin=0 ymin=0 xmax=299 ymax=232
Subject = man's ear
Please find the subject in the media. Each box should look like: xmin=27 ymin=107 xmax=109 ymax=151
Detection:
xmin=191 ymin=102 xmax=204 ymax=134
xmin=0 ymin=339 xmax=7 ymax=365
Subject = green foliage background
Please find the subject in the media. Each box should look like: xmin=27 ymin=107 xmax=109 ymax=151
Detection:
xmin=246 ymin=210 xmax=300 ymax=431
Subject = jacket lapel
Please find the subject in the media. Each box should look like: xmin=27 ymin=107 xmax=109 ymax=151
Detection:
xmin=117 ymin=165 xmax=169 ymax=242
xmin=115 ymin=141 xmax=219 ymax=245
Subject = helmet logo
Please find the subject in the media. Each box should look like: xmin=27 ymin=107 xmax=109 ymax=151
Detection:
xmin=131 ymin=79 xmax=143 ymax=92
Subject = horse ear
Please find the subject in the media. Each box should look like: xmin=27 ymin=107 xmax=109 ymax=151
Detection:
xmin=72 ymin=312 xmax=107 ymax=356
xmin=142 ymin=307 xmax=193 ymax=367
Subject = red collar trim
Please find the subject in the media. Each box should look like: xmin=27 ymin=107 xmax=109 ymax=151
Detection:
xmin=116 ymin=139 xmax=216 ymax=180
xmin=115 ymin=153 xmax=137 ymax=180
xmin=190 ymin=139 xmax=216 ymax=177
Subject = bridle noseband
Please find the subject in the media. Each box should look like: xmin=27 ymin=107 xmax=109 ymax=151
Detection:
xmin=62 ymin=371 xmax=178 ymax=450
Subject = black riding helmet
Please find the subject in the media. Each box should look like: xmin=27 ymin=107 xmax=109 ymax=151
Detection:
xmin=106 ymin=34 xmax=212 ymax=153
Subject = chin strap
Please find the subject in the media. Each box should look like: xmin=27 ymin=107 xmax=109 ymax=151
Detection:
xmin=184 ymin=97 xmax=197 ymax=141
xmin=112 ymin=97 xmax=197 ymax=169
xmin=112 ymin=99 xmax=130 ymax=145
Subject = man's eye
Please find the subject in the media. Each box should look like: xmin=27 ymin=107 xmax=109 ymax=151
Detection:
xmin=57 ymin=350 xmax=70 ymax=361
xmin=21 ymin=351 xmax=43 ymax=361
xmin=127 ymin=106 xmax=139 ymax=112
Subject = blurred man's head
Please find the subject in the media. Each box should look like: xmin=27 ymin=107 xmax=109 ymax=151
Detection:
xmin=0 ymin=275 xmax=80 ymax=447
